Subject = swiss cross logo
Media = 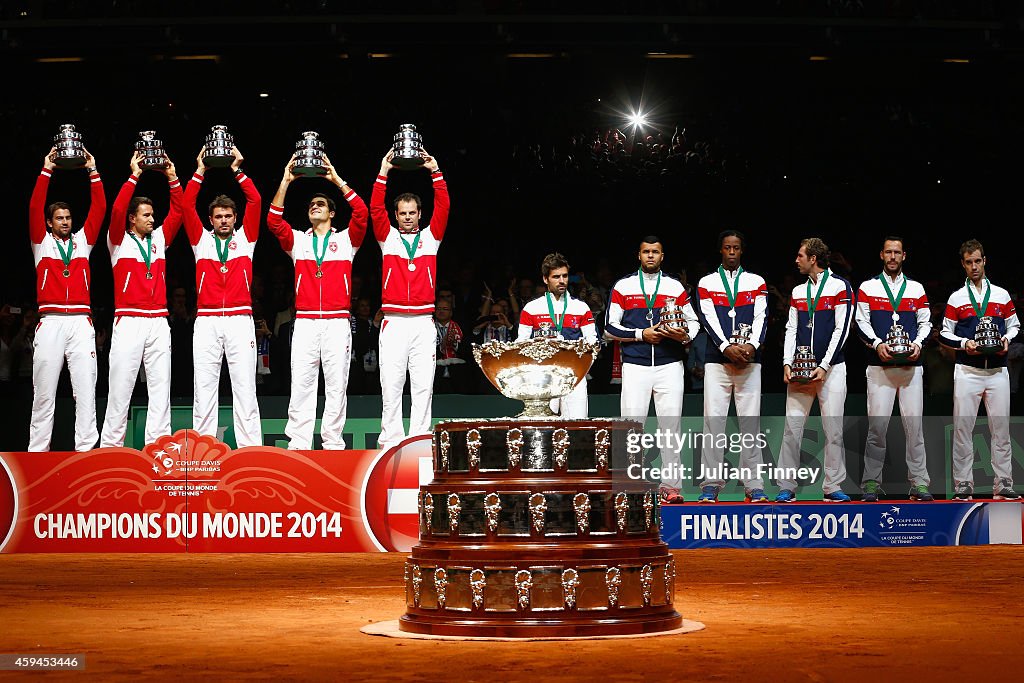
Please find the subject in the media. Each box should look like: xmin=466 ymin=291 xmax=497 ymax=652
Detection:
xmin=329 ymin=242 xmax=338 ymax=253
xmin=363 ymin=436 xmax=433 ymax=552
xmin=229 ymin=241 xmax=237 ymax=251
xmin=151 ymin=244 xmax=157 ymax=254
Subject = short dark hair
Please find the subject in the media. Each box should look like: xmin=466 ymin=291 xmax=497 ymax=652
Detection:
xmin=208 ymin=194 xmax=237 ymax=216
xmin=46 ymin=201 xmax=72 ymax=223
xmin=128 ymin=196 xmax=154 ymax=217
xmin=310 ymin=193 xmax=336 ymax=214
xmin=393 ymin=192 xmax=421 ymax=211
xmin=639 ymin=235 xmax=663 ymax=249
xmin=800 ymin=237 xmax=830 ymax=269
xmin=959 ymin=239 xmax=984 ymax=259
xmin=718 ymin=229 xmax=745 ymax=249
xmin=882 ymin=236 xmax=905 ymax=250
xmin=541 ymin=252 xmax=570 ymax=279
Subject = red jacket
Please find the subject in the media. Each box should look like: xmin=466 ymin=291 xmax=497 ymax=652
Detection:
xmin=370 ymin=171 xmax=449 ymax=315
xmin=182 ymin=171 xmax=261 ymax=317
xmin=107 ymin=174 xmax=183 ymax=317
xmin=267 ymin=189 xmax=368 ymax=319
xmin=30 ymin=167 xmax=106 ymax=316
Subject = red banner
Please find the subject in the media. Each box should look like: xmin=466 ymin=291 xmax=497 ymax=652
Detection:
xmin=0 ymin=430 xmax=432 ymax=553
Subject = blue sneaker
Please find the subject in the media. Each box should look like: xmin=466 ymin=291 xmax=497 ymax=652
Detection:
xmin=775 ymin=489 xmax=796 ymax=503
xmin=697 ymin=485 xmax=720 ymax=503
xmin=746 ymin=488 xmax=769 ymax=503
xmin=823 ymin=490 xmax=852 ymax=503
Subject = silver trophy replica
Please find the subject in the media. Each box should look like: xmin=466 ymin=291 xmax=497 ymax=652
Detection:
xmin=974 ymin=316 xmax=1004 ymax=354
xmin=535 ymin=321 xmax=558 ymax=339
xmin=790 ymin=346 xmax=818 ymax=383
xmin=392 ymin=123 xmax=425 ymax=170
xmin=884 ymin=323 xmax=914 ymax=362
xmin=52 ymin=124 xmax=86 ymax=169
xmin=135 ymin=131 xmax=169 ymax=169
xmin=292 ymin=131 xmax=328 ymax=177
xmin=202 ymin=125 xmax=235 ymax=168
xmin=729 ymin=322 xmax=753 ymax=346
xmin=659 ymin=297 xmax=688 ymax=329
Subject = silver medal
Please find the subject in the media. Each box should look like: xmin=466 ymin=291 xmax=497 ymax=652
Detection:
xmin=891 ymin=313 xmax=899 ymax=322
xmin=646 ymin=310 xmax=654 ymax=322
xmin=220 ymin=265 xmax=228 ymax=274
xmin=146 ymin=272 xmax=154 ymax=280
xmin=408 ymin=262 xmax=416 ymax=271
xmin=728 ymin=309 xmax=736 ymax=318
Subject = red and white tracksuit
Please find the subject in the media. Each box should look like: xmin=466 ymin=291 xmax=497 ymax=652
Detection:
xmin=182 ymin=170 xmax=262 ymax=447
xmin=517 ymin=293 xmax=597 ymax=418
xmin=371 ymin=170 xmax=449 ymax=450
xmin=28 ymin=166 xmax=106 ymax=451
xmin=100 ymin=173 xmax=182 ymax=448
xmin=267 ymin=188 xmax=368 ymax=450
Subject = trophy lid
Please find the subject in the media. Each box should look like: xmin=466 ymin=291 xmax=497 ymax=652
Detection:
xmin=211 ymin=124 xmax=228 ymax=132
xmin=398 ymin=123 xmax=417 ymax=132
xmin=301 ymin=130 xmax=320 ymax=140
xmin=58 ymin=123 xmax=77 ymax=132
xmin=139 ymin=130 xmax=157 ymax=140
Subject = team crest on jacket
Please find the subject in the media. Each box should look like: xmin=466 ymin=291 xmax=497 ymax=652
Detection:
xmin=229 ymin=241 xmax=237 ymax=250
xmin=329 ymin=242 xmax=338 ymax=253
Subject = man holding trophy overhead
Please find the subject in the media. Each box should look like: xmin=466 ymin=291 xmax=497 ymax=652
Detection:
xmin=180 ymin=142 xmax=263 ymax=447
xmin=517 ymin=252 xmax=598 ymax=418
xmin=939 ymin=239 xmax=1020 ymax=501
xmin=267 ymin=142 xmax=367 ymax=450
xmin=605 ymin=236 xmax=698 ymax=504
xmin=100 ymin=149 xmax=183 ymax=448
xmin=777 ymin=237 xmax=854 ymax=503
xmin=693 ymin=230 xmax=770 ymax=503
xmin=28 ymin=141 xmax=106 ymax=451
xmin=854 ymin=236 xmax=933 ymax=502
xmin=371 ymin=133 xmax=449 ymax=451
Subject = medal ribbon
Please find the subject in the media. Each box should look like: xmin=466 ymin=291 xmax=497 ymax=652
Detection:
xmin=545 ymin=292 xmax=568 ymax=333
xmin=54 ymin=235 xmax=73 ymax=271
xmin=312 ymin=231 xmax=331 ymax=271
xmin=400 ymin=231 xmax=421 ymax=263
xmin=214 ymin=235 xmax=231 ymax=266
xmin=878 ymin=273 xmax=907 ymax=317
xmin=805 ymin=270 xmax=830 ymax=326
xmin=718 ymin=265 xmax=744 ymax=312
xmin=638 ymin=269 xmax=661 ymax=318
xmin=965 ymin=278 xmax=991 ymax=318
xmin=129 ymin=232 xmax=153 ymax=275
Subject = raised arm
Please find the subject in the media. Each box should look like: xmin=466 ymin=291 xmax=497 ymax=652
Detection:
xmin=183 ymin=148 xmax=209 ymax=246
xmin=322 ymin=154 xmax=366 ymax=248
xmin=29 ymin=148 xmax=56 ymax=245
xmin=370 ymin=149 xmax=394 ymax=242
xmin=161 ymin=157 xmax=184 ymax=245
xmin=421 ymin=149 xmax=449 ymax=241
xmin=81 ymin=149 xmax=106 ymax=246
xmin=267 ymin=155 xmax=298 ymax=253
xmin=233 ymin=147 xmax=261 ymax=244
xmin=109 ymin=152 xmax=145 ymax=247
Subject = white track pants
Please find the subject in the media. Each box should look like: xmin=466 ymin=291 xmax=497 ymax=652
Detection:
xmin=863 ymin=365 xmax=928 ymax=487
xmin=552 ymin=377 xmax=588 ymax=418
xmin=700 ymin=362 xmax=765 ymax=489
xmin=620 ymin=361 xmax=685 ymax=488
xmin=286 ymin=317 xmax=351 ymax=450
xmin=29 ymin=315 xmax=97 ymax=452
xmin=101 ymin=316 xmax=171 ymax=448
xmin=777 ymin=363 xmax=848 ymax=494
xmin=378 ymin=314 xmax=436 ymax=450
xmin=952 ymin=364 xmax=1012 ymax=487
xmin=193 ymin=316 xmax=262 ymax=448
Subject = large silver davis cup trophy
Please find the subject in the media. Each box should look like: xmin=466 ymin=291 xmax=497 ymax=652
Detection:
xmin=392 ymin=123 xmax=425 ymax=170
xmin=885 ymin=323 xmax=913 ymax=361
xmin=659 ymin=297 xmax=687 ymax=328
xmin=136 ymin=131 xmax=169 ymax=169
xmin=790 ymin=345 xmax=817 ymax=383
xmin=203 ymin=125 xmax=235 ymax=167
xmin=473 ymin=338 xmax=601 ymax=418
xmin=293 ymin=131 xmax=328 ymax=177
xmin=974 ymin=316 xmax=1003 ymax=354
xmin=729 ymin=322 xmax=753 ymax=346
xmin=52 ymin=124 xmax=86 ymax=169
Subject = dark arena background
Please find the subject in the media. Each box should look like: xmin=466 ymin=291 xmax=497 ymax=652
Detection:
xmin=1 ymin=2 xmax=1023 ymax=680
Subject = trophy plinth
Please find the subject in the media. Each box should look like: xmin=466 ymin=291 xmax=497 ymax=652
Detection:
xmin=135 ymin=131 xmax=168 ymax=169
xmin=473 ymin=338 xmax=600 ymax=418
xmin=974 ymin=316 xmax=1003 ymax=355
xmin=659 ymin=297 xmax=687 ymax=329
xmin=392 ymin=123 xmax=425 ymax=170
xmin=293 ymin=131 xmax=328 ymax=177
xmin=203 ymin=125 xmax=235 ymax=168
xmin=52 ymin=124 xmax=86 ymax=169
xmin=790 ymin=346 xmax=817 ymax=383
xmin=729 ymin=323 xmax=753 ymax=347
xmin=884 ymin=323 xmax=914 ymax=362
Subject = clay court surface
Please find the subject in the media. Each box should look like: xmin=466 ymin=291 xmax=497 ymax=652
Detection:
xmin=0 ymin=548 xmax=1021 ymax=681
